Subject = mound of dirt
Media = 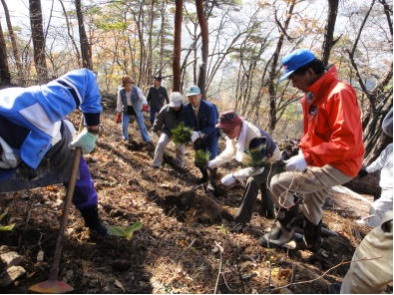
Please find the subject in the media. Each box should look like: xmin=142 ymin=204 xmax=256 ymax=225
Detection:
xmin=0 ymin=107 xmax=377 ymax=294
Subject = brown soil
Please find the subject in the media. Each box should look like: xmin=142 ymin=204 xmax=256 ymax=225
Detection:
xmin=0 ymin=100 xmax=375 ymax=294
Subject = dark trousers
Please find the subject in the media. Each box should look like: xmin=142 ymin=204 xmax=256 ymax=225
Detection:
xmin=234 ymin=167 xmax=274 ymax=223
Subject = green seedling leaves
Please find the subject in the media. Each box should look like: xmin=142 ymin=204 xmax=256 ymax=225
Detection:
xmin=171 ymin=123 xmax=192 ymax=144
xmin=195 ymin=150 xmax=210 ymax=168
xmin=108 ymin=222 xmax=143 ymax=240
xmin=0 ymin=209 xmax=15 ymax=232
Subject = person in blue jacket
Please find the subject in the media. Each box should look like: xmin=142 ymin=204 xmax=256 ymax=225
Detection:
xmin=0 ymin=69 xmax=107 ymax=236
xmin=184 ymin=85 xmax=219 ymax=183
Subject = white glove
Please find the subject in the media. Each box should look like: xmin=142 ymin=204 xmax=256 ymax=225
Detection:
xmin=221 ymin=174 xmax=236 ymax=186
xmin=208 ymin=158 xmax=221 ymax=169
xmin=284 ymin=152 xmax=307 ymax=172
xmin=191 ymin=131 xmax=201 ymax=143
xmin=69 ymin=129 xmax=98 ymax=154
xmin=233 ymin=167 xmax=254 ymax=182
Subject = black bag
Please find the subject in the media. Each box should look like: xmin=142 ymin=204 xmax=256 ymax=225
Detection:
xmin=126 ymin=105 xmax=136 ymax=116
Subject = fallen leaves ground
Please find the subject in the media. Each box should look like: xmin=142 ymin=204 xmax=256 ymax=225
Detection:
xmin=0 ymin=98 xmax=375 ymax=293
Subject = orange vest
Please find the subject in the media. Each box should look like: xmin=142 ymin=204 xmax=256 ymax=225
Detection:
xmin=299 ymin=66 xmax=364 ymax=177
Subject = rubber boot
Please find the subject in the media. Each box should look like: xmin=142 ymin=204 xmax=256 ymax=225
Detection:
xmin=196 ymin=167 xmax=209 ymax=184
xmin=303 ymin=217 xmax=322 ymax=251
xmin=261 ymin=186 xmax=275 ymax=219
xmin=79 ymin=206 xmax=108 ymax=236
xmin=260 ymin=200 xmax=301 ymax=248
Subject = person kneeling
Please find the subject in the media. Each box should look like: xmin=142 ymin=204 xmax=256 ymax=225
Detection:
xmin=208 ymin=111 xmax=281 ymax=223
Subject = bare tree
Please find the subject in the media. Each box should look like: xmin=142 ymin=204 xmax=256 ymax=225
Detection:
xmin=195 ymin=0 xmax=209 ymax=95
xmin=346 ymin=0 xmax=393 ymax=162
xmin=267 ymin=0 xmax=296 ymax=132
xmin=1 ymin=0 xmax=23 ymax=82
xmin=75 ymin=0 xmax=93 ymax=70
xmin=29 ymin=0 xmax=48 ymax=82
xmin=322 ymin=0 xmax=340 ymax=66
xmin=0 ymin=21 xmax=10 ymax=85
xmin=173 ymin=0 xmax=183 ymax=91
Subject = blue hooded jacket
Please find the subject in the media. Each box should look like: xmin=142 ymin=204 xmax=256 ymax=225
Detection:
xmin=0 ymin=68 xmax=102 ymax=170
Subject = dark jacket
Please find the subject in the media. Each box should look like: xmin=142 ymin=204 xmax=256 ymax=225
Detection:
xmin=152 ymin=105 xmax=186 ymax=136
xmin=184 ymin=100 xmax=219 ymax=142
xmin=147 ymin=86 xmax=169 ymax=110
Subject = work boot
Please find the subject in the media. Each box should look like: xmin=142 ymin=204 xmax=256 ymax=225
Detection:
xmin=261 ymin=187 xmax=275 ymax=219
xmin=303 ymin=217 xmax=322 ymax=251
xmin=196 ymin=167 xmax=209 ymax=184
xmin=259 ymin=200 xmax=301 ymax=248
xmin=79 ymin=206 xmax=108 ymax=237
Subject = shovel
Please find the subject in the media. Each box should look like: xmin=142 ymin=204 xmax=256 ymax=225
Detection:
xmin=30 ymin=119 xmax=85 ymax=293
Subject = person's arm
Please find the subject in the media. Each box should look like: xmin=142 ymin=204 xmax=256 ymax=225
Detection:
xmin=366 ymin=145 xmax=390 ymax=173
xmin=137 ymin=87 xmax=148 ymax=105
xmin=147 ymin=88 xmax=152 ymax=105
xmin=302 ymin=87 xmax=363 ymax=166
xmin=199 ymin=103 xmax=218 ymax=137
xmin=116 ymin=88 xmax=123 ymax=113
xmin=208 ymin=137 xmax=235 ymax=168
xmin=164 ymin=88 xmax=169 ymax=104
xmin=152 ymin=107 xmax=165 ymax=133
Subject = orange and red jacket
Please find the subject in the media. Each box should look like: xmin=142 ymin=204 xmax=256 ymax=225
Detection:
xmin=299 ymin=65 xmax=364 ymax=177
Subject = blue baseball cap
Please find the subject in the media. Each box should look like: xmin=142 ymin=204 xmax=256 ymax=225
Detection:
xmin=186 ymin=85 xmax=201 ymax=96
xmin=278 ymin=49 xmax=317 ymax=82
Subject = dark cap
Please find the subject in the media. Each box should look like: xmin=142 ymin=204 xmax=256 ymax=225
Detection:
xmin=216 ymin=111 xmax=243 ymax=130
xmin=154 ymin=75 xmax=163 ymax=81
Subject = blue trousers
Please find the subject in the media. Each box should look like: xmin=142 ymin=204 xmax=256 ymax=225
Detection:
xmin=150 ymin=107 xmax=160 ymax=124
xmin=66 ymin=157 xmax=98 ymax=210
xmin=122 ymin=113 xmax=150 ymax=143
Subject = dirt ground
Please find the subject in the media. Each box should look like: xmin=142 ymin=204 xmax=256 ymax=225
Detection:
xmin=0 ymin=99 xmax=381 ymax=294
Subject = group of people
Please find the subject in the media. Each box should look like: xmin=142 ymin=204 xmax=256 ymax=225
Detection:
xmin=0 ymin=48 xmax=392 ymax=293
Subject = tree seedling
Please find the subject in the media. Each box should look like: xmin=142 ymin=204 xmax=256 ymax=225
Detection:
xmin=108 ymin=222 xmax=143 ymax=240
xmin=0 ymin=209 xmax=15 ymax=232
xmin=171 ymin=123 xmax=192 ymax=144
xmin=195 ymin=150 xmax=210 ymax=168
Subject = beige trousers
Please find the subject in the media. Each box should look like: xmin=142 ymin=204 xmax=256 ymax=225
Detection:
xmin=152 ymin=133 xmax=184 ymax=168
xmin=270 ymin=165 xmax=353 ymax=225
xmin=341 ymin=211 xmax=393 ymax=294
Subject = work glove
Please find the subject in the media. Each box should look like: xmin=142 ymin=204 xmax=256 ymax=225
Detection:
xmin=115 ymin=113 xmax=122 ymax=124
xmin=233 ymin=167 xmax=254 ymax=182
xmin=284 ymin=151 xmax=307 ymax=172
xmin=191 ymin=131 xmax=202 ymax=143
xmin=358 ymin=168 xmax=368 ymax=178
xmin=142 ymin=104 xmax=149 ymax=112
xmin=69 ymin=129 xmax=98 ymax=154
xmin=221 ymin=173 xmax=236 ymax=186
xmin=207 ymin=157 xmax=222 ymax=169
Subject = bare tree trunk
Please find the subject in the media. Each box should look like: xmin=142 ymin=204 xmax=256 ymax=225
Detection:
xmin=195 ymin=0 xmax=209 ymax=95
xmin=173 ymin=0 xmax=183 ymax=91
xmin=75 ymin=0 xmax=93 ymax=70
xmin=322 ymin=0 xmax=339 ymax=66
xmin=0 ymin=21 xmax=10 ymax=85
xmin=29 ymin=0 xmax=48 ymax=82
xmin=1 ymin=0 xmax=22 ymax=83
xmin=267 ymin=0 xmax=296 ymax=132
xmin=58 ymin=0 xmax=81 ymax=67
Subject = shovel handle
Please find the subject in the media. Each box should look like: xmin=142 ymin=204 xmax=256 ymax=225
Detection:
xmin=48 ymin=147 xmax=82 ymax=281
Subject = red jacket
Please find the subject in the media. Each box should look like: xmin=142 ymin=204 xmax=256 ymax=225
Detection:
xmin=299 ymin=66 xmax=364 ymax=177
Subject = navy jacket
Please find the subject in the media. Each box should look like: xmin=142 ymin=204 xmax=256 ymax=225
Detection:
xmin=184 ymin=100 xmax=219 ymax=142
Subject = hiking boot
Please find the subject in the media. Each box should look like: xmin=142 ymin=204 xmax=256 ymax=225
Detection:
xmin=328 ymin=283 xmax=341 ymax=294
xmin=260 ymin=200 xmax=301 ymax=248
xmin=303 ymin=217 xmax=322 ymax=251
xmin=79 ymin=206 xmax=108 ymax=237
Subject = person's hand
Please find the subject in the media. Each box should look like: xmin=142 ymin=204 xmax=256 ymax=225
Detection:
xmin=207 ymin=158 xmax=221 ymax=169
xmin=358 ymin=168 xmax=368 ymax=178
xmin=69 ymin=129 xmax=98 ymax=154
xmin=284 ymin=152 xmax=307 ymax=172
xmin=142 ymin=104 xmax=149 ymax=112
xmin=115 ymin=113 xmax=122 ymax=124
xmin=191 ymin=131 xmax=201 ymax=143
xmin=221 ymin=174 xmax=236 ymax=186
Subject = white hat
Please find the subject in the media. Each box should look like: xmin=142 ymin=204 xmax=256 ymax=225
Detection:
xmin=169 ymin=92 xmax=183 ymax=108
